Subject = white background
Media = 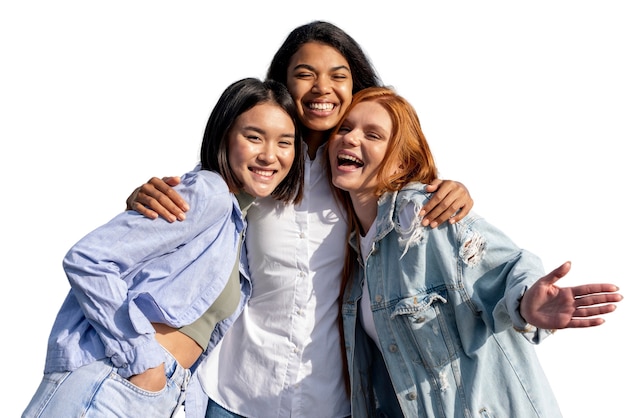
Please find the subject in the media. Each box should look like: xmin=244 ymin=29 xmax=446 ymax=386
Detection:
xmin=2 ymin=1 xmax=624 ymax=417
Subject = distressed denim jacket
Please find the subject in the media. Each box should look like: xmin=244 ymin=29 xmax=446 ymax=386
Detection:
xmin=342 ymin=183 xmax=562 ymax=418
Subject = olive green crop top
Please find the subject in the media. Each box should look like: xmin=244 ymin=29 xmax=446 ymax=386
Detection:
xmin=178 ymin=192 xmax=254 ymax=350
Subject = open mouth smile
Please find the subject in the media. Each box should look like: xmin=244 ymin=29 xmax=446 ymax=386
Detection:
xmin=337 ymin=153 xmax=364 ymax=168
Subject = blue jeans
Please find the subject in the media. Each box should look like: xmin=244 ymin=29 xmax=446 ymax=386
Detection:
xmin=204 ymin=398 xmax=350 ymax=418
xmin=205 ymin=398 xmax=246 ymax=418
xmin=22 ymin=348 xmax=190 ymax=418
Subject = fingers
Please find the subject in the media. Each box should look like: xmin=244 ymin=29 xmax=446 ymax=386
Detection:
xmin=423 ymin=178 xmax=443 ymax=192
xmin=572 ymin=303 xmax=618 ymax=318
xmin=573 ymin=291 xmax=623 ymax=313
xmin=565 ymin=317 xmax=606 ymax=328
xmin=153 ymin=177 xmax=189 ymax=215
xmin=420 ymin=180 xmax=452 ymax=223
xmin=131 ymin=201 xmax=159 ymax=220
xmin=135 ymin=184 xmax=176 ymax=222
xmin=449 ymin=204 xmax=471 ymax=225
xmin=565 ymin=288 xmax=622 ymax=328
xmin=127 ymin=184 xmax=159 ymax=220
xmin=423 ymin=200 xmax=471 ymax=227
xmin=420 ymin=181 xmax=474 ymax=227
xmin=535 ymin=262 xmax=572 ymax=287
xmin=571 ymin=283 xmax=621 ymax=297
xmin=163 ymin=176 xmax=181 ymax=187
xmin=129 ymin=177 xmax=188 ymax=222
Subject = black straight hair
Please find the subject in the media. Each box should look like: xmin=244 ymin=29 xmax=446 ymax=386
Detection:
xmin=200 ymin=77 xmax=304 ymax=204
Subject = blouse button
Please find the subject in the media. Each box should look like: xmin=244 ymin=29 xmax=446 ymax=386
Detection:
xmin=407 ymin=392 xmax=418 ymax=400
xmin=375 ymin=294 xmax=383 ymax=303
xmin=388 ymin=344 xmax=398 ymax=353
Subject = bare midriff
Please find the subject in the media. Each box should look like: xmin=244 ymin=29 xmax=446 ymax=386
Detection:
xmin=152 ymin=322 xmax=203 ymax=369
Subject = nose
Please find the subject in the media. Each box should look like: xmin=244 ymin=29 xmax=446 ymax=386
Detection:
xmin=258 ymin=144 xmax=277 ymax=164
xmin=312 ymin=75 xmax=331 ymax=94
xmin=342 ymin=129 xmax=361 ymax=146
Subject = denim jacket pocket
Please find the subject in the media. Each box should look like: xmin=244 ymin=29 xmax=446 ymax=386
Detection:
xmin=390 ymin=288 xmax=457 ymax=368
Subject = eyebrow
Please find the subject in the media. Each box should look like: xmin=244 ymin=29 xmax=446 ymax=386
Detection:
xmin=242 ymin=125 xmax=295 ymax=139
xmin=343 ymin=117 xmax=390 ymax=137
xmin=292 ymin=63 xmax=351 ymax=73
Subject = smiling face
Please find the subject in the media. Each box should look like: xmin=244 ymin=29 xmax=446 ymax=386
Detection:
xmin=228 ymin=102 xmax=296 ymax=198
xmin=329 ymin=100 xmax=398 ymax=202
xmin=286 ymin=42 xmax=354 ymax=134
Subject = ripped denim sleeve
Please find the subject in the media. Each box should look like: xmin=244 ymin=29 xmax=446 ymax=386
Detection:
xmin=396 ymin=201 xmax=425 ymax=259
xmin=458 ymin=229 xmax=486 ymax=267
xmin=396 ymin=201 xmax=486 ymax=266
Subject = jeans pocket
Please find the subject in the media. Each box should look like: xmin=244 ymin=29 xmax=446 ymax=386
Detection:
xmin=96 ymin=370 xmax=181 ymax=417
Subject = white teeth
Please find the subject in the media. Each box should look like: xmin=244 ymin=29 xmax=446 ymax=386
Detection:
xmin=308 ymin=102 xmax=334 ymax=111
xmin=252 ymin=169 xmax=274 ymax=177
xmin=338 ymin=153 xmax=363 ymax=165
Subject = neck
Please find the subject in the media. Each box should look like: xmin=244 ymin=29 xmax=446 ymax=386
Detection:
xmin=350 ymin=191 xmax=378 ymax=236
xmin=304 ymin=129 xmax=329 ymax=160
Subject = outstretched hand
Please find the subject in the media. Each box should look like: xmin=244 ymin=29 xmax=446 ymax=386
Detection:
xmin=520 ymin=261 xmax=622 ymax=329
xmin=125 ymin=176 xmax=188 ymax=222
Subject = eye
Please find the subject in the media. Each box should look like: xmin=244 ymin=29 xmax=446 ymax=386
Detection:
xmin=332 ymin=73 xmax=349 ymax=81
xmin=278 ymin=139 xmax=294 ymax=147
xmin=366 ymin=132 xmax=383 ymax=140
xmin=337 ymin=125 xmax=351 ymax=133
xmin=245 ymin=135 xmax=262 ymax=143
xmin=294 ymin=71 xmax=314 ymax=79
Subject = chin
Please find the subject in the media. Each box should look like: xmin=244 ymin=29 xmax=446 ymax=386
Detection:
xmin=307 ymin=119 xmax=337 ymax=132
xmin=250 ymin=189 xmax=273 ymax=198
xmin=332 ymin=179 xmax=348 ymax=192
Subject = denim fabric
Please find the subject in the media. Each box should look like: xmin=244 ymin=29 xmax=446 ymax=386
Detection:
xmin=205 ymin=398 xmax=247 ymax=418
xmin=343 ymin=183 xmax=562 ymax=418
xmin=23 ymin=347 xmax=190 ymax=418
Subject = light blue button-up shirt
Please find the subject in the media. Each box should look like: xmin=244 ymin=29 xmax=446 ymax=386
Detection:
xmin=343 ymin=183 xmax=562 ymax=417
xmin=44 ymin=168 xmax=251 ymax=379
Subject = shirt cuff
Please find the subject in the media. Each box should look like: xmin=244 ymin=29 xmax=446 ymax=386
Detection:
xmin=110 ymin=338 xmax=165 ymax=379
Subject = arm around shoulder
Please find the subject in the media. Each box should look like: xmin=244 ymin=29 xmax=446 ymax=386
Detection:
xmin=421 ymin=179 xmax=473 ymax=228
xmin=126 ymin=176 xmax=188 ymax=222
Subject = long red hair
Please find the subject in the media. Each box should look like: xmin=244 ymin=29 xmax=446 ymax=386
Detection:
xmin=324 ymin=87 xmax=440 ymax=394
